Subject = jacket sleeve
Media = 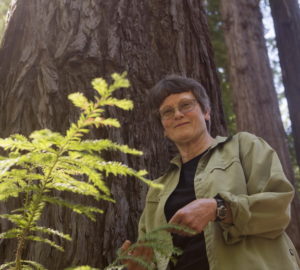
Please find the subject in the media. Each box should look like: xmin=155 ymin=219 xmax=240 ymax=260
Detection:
xmin=219 ymin=133 xmax=294 ymax=244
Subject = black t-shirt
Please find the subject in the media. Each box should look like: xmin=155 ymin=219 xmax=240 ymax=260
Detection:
xmin=164 ymin=152 xmax=210 ymax=270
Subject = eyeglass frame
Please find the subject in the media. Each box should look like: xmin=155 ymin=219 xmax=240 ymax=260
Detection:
xmin=158 ymin=99 xmax=199 ymax=120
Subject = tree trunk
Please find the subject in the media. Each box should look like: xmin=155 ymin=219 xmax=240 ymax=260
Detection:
xmin=0 ymin=0 xmax=225 ymax=268
xmin=268 ymin=0 xmax=300 ymax=169
xmin=219 ymin=0 xmax=300 ymax=252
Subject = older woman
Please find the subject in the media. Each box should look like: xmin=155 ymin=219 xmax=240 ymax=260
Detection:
xmin=122 ymin=75 xmax=299 ymax=270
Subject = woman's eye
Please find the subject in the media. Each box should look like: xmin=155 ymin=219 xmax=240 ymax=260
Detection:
xmin=180 ymin=102 xmax=192 ymax=109
xmin=162 ymin=109 xmax=173 ymax=116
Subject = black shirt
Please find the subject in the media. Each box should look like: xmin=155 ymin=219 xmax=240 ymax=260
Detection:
xmin=164 ymin=152 xmax=210 ymax=270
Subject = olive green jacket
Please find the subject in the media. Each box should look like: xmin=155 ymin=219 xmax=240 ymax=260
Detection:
xmin=138 ymin=132 xmax=300 ymax=270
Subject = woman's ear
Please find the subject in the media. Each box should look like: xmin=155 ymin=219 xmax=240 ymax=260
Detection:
xmin=204 ymin=108 xmax=211 ymax=133
xmin=204 ymin=108 xmax=211 ymax=121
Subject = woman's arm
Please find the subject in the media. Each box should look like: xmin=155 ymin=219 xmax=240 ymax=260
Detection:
xmin=218 ymin=133 xmax=294 ymax=244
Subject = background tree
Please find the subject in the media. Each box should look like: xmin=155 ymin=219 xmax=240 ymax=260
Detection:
xmin=219 ymin=0 xmax=300 ymax=251
xmin=0 ymin=0 xmax=11 ymax=42
xmin=268 ymin=0 xmax=300 ymax=170
xmin=0 ymin=0 xmax=225 ymax=269
xmin=205 ymin=0 xmax=236 ymax=133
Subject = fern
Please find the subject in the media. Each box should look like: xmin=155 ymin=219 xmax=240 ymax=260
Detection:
xmin=65 ymin=224 xmax=191 ymax=270
xmin=0 ymin=72 xmax=163 ymax=270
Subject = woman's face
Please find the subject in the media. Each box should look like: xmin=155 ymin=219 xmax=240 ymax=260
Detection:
xmin=159 ymin=91 xmax=210 ymax=145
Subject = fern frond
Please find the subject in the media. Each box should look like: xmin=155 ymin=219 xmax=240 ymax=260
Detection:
xmin=100 ymin=118 xmax=120 ymax=128
xmin=1 ymin=168 xmax=28 ymax=183
xmin=114 ymin=255 xmax=153 ymax=270
xmin=0 ymin=228 xmax=21 ymax=239
xmin=53 ymin=159 xmax=83 ymax=176
xmin=21 ymin=260 xmax=47 ymax=270
xmin=98 ymin=98 xmax=133 ymax=111
xmin=108 ymin=72 xmax=130 ymax=93
xmin=53 ymin=156 xmax=111 ymax=196
xmin=0 ymin=157 xmax=20 ymax=176
xmin=26 ymin=235 xmax=64 ymax=251
xmin=112 ymin=224 xmax=193 ymax=270
xmin=96 ymin=161 xmax=133 ymax=177
xmin=0 ymin=214 xmax=27 ymax=228
xmin=0 ymin=134 xmax=34 ymax=152
xmin=18 ymin=152 xmax=57 ymax=171
xmin=115 ymin=144 xmax=142 ymax=156
xmin=0 ymin=182 xmax=23 ymax=201
xmin=25 ymin=200 xmax=45 ymax=224
xmin=42 ymin=196 xmax=106 ymax=221
xmin=68 ymin=93 xmax=90 ymax=110
xmin=65 ymin=266 xmax=99 ymax=270
xmin=68 ymin=139 xmax=142 ymax=155
xmin=48 ymin=172 xmax=103 ymax=200
xmin=0 ymin=261 xmax=15 ymax=270
xmin=92 ymin=77 xmax=109 ymax=97
xmin=65 ymin=123 xmax=82 ymax=142
xmin=29 ymin=129 xmax=64 ymax=151
xmin=33 ymin=226 xmax=71 ymax=241
xmin=79 ymin=166 xmax=110 ymax=195
xmin=95 ymin=161 xmax=163 ymax=189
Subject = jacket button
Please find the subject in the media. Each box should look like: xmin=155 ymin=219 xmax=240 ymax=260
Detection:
xmin=289 ymin=248 xmax=294 ymax=256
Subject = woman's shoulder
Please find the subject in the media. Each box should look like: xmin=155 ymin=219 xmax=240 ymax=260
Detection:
xmin=228 ymin=132 xmax=271 ymax=150
xmin=233 ymin=131 xmax=259 ymax=142
xmin=232 ymin=132 xmax=273 ymax=149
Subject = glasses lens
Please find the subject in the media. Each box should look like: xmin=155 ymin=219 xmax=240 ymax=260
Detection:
xmin=160 ymin=108 xmax=174 ymax=119
xmin=160 ymin=99 xmax=196 ymax=120
xmin=179 ymin=100 xmax=195 ymax=113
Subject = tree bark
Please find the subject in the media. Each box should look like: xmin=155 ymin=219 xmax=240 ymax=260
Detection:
xmin=0 ymin=0 xmax=225 ymax=268
xmin=219 ymin=0 xmax=300 ymax=252
xmin=268 ymin=0 xmax=300 ymax=169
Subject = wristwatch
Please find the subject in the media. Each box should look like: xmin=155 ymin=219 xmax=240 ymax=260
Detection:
xmin=214 ymin=194 xmax=228 ymax=222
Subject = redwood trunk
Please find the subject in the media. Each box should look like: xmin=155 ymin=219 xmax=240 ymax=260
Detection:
xmin=269 ymin=0 xmax=300 ymax=169
xmin=219 ymin=0 xmax=300 ymax=252
xmin=0 ymin=0 xmax=225 ymax=268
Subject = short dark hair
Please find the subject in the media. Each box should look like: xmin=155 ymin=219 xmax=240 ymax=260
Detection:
xmin=149 ymin=75 xmax=211 ymax=121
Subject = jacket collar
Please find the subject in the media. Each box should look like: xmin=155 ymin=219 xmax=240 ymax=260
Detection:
xmin=169 ymin=135 xmax=231 ymax=168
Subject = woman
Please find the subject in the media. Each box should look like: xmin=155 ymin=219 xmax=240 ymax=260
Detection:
xmin=122 ymin=75 xmax=300 ymax=270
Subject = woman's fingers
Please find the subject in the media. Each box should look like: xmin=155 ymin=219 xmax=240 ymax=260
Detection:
xmin=121 ymin=239 xmax=132 ymax=253
xmin=168 ymin=198 xmax=217 ymax=235
xmin=120 ymin=240 xmax=153 ymax=270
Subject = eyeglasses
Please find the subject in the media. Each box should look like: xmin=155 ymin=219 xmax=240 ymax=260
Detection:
xmin=159 ymin=99 xmax=198 ymax=120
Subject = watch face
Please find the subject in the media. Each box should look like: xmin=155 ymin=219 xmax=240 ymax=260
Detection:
xmin=217 ymin=205 xmax=227 ymax=220
xmin=219 ymin=207 xmax=227 ymax=218
xmin=215 ymin=196 xmax=227 ymax=221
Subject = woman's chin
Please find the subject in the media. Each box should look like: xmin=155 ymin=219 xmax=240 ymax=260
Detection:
xmin=171 ymin=134 xmax=194 ymax=144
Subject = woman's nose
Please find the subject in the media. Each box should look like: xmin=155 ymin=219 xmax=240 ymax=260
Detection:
xmin=173 ymin=108 xmax=184 ymax=119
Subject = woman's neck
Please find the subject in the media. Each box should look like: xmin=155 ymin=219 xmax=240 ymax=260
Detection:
xmin=176 ymin=134 xmax=214 ymax=163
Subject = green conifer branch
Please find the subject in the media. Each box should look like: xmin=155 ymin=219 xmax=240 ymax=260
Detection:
xmin=0 ymin=73 xmax=164 ymax=270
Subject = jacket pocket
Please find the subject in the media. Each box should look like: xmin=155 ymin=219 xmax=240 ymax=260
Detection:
xmin=208 ymin=158 xmax=241 ymax=173
xmin=200 ymin=158 xmax=247 ymax=196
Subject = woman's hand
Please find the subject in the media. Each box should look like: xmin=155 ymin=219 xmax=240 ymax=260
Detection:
xmin=168 ymin=198 xmax=217 ymax=236
xmin=120 ymin=240 xmax=154 ymax=270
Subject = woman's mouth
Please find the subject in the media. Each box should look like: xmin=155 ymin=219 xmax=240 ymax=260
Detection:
xmin=174 ymin=122 xmax=189 ymax=128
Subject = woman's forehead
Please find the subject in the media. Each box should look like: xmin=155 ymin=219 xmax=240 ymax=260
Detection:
xmin=160 ymin=91 xmax=195 ymax=107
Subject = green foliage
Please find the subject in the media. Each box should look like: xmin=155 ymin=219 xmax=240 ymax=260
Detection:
xmin=108 ymin=224 xmax=194 ymax=270
xmin=206 ymin=0 xmax=236 ymax=134
xmin=0 ymin=72 xmax=161 ymax=270
xmin=0 ymin=0 xmax=11 ymax=42
xmin=0 ymin=260 xmax=46 ymax=270
xmin=67 ymin=224 xmax=195 ymax=270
